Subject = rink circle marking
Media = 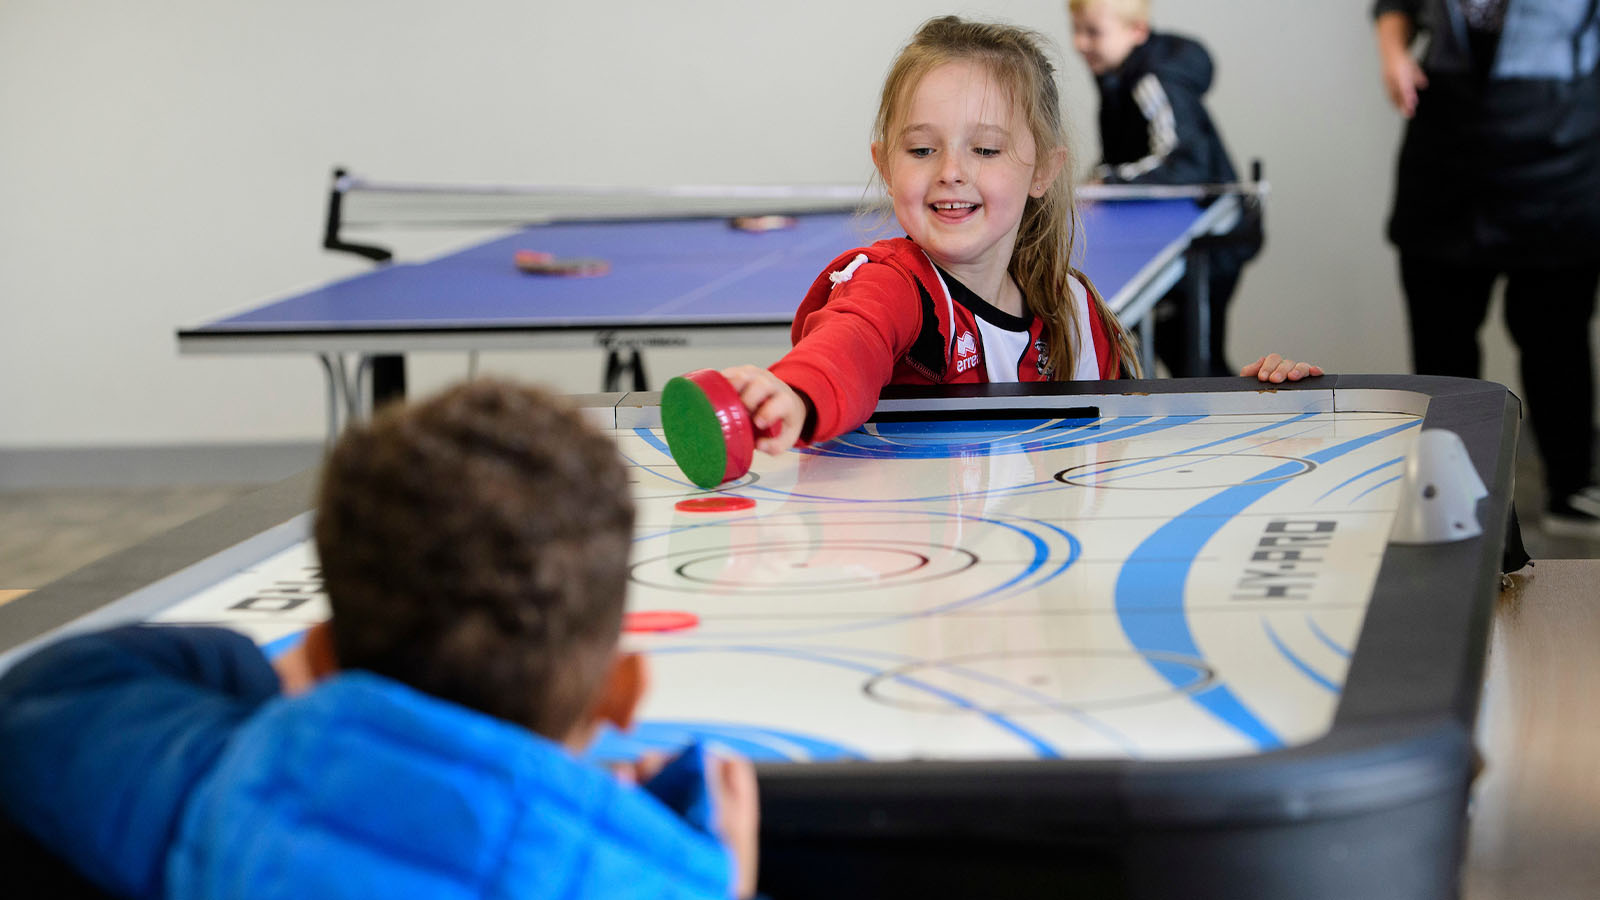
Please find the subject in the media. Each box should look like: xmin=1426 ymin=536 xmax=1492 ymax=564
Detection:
xmin=629 ymin=465 xmax=760 ymax=499
xmin=1054 ymin=453 xmax=1316 ymax=490
xmin=863 ymin=648 xmax=1216 ymax=714
xmin=630 ymin=539 xmax=978 ymax=595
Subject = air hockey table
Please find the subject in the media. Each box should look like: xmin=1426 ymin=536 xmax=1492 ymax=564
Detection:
xmin=0 ymin=374 xmax=1519 ymax=900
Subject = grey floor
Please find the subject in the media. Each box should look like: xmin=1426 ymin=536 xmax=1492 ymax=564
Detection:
xmin=0 ymin=484 xmax=263 ymax=591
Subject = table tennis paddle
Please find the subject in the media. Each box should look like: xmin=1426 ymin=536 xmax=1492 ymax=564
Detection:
xmin=661 ymin=369 xmax=779 ymax=488
xmin=513 ymin=249 xmax=610 ymax=276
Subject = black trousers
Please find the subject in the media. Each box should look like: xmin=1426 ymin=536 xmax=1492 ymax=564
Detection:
xmin=1399 ymin=254 xmax=1600 ymax=500
xmin=1153 ymin=250 xmax=1244 ymax=378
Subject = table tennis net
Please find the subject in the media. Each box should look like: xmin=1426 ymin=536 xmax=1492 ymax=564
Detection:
xmin=334 ymin=173 xmax=886 ymax=225
xmin=324 ymin=169 xmax=889 ymax=261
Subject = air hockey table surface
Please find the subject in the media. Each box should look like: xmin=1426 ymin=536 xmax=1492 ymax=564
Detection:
xmin=0 ymin=374 xmax=1520 ymax=900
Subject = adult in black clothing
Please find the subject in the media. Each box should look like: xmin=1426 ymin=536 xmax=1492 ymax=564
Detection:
xmin=1070 ymin=0 xmax=1261 ymax=377
xmin=1374 ymin=0 xmax=1600 ymax=536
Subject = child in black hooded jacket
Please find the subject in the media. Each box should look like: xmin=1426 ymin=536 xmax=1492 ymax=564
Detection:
xmin=1069 ymin=0 xmax=1260 ymax=376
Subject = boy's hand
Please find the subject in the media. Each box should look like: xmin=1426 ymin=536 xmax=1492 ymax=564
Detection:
xmin=609 ymin=751 xmax=669 ymax=786
xmin=721 ymin=365 xmax=805 ymax=455
xmin=1240 ymin=354 xmax=1324 ymax=384
xmin=633 ymin=747 xmax=760 ymax=899
xmin=709 ymin=753 xmax=760 ymax=900
xmin=271 ymin=643 xmax=318 ymax=696
xmin=271 ymin=622 xmax=337 ymax=695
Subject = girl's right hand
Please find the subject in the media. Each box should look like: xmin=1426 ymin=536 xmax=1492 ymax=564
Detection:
xmin=721 ymin=365 xmax=806 ymax=455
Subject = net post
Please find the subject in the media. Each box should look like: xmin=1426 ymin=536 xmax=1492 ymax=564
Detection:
xmin=322 ymin=167 xmax=393 ymax=263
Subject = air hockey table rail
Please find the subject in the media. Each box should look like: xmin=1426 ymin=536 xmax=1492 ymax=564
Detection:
xmin=0 ymin=375 xmax=1520 ymax=900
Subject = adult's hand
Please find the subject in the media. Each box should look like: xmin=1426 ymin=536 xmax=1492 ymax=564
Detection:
xmin=1375 ymin=11 xmax=1428 ymax=118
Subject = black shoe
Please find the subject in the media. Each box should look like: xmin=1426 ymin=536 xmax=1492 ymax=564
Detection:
xmin=1542 ymin=486 xmax=1600 ymax=539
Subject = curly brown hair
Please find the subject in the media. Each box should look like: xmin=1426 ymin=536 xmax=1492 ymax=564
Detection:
xmin=314 ymin=379 xmax=635 ymax=739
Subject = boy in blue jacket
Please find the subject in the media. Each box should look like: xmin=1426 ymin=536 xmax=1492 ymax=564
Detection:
xmin=1069 ymin=0 xmax=1261 ymax=376
xmin=0 ymin=379 xmax=759 ymax=899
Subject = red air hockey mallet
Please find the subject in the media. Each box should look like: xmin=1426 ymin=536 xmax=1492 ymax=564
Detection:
xmin=661 ymin=369 xmax=781 ymax=489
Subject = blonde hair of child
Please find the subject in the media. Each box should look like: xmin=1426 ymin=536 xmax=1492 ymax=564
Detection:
xmin=873 ymin=16 xmax=1139 ymax=379
xmin=1066 ymin=0 xmax=1151 ymax=25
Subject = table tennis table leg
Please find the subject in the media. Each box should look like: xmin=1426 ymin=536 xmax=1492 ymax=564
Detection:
xmin=1183 ymin=248 xmax=1213 ymax=378
xmin=317 ymin=355 xmax=350 ymax=445
xmin=603 ymin=347 xmax=649 ymax=392
xmin=370 ymin=354 xmax=406 ymax=407
xmin=314 ymin=354 xmax=375 ymax=444
xmin=1138 ymin=316 xmax=1156 ymax=377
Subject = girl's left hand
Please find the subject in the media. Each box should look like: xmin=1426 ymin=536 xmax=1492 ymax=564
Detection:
xmin=1240 ymin=354 xmax=1324 ymax=383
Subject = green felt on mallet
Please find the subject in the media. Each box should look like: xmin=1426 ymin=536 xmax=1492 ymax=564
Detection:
xmin=661 ymin=373 xmax=733 ymax=489
xmin=661 ymin=369 xmax=780 ymax=489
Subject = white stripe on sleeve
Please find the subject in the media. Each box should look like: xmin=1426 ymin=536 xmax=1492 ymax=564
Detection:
xmin=1112 ymin=74 xmax=1178 ymax=182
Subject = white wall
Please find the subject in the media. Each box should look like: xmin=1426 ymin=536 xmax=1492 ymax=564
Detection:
xmin=0 ymin=0 xmax=1544 ymax=451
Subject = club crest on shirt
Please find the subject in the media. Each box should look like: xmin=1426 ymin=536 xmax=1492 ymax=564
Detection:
xmin=1034 ymin=339 xmax=1054 ymax=378
xmin=955 ymin=331 xmax=979 ymax=373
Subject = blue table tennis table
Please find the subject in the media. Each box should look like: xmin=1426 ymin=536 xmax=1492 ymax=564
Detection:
xmin=178 ymin=197 xmax=1241 ymax=430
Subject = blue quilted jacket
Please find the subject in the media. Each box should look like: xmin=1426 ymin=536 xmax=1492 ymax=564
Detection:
xmin=0 ymin=626 xmax=732 ymax=899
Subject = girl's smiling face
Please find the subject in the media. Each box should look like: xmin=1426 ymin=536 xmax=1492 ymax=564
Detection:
xmin=873 ymin=61 xmax=1059 ymax=294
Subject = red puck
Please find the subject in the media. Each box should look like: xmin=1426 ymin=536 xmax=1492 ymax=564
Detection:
xmin=675 ymin=496 xmax=756 ymax=513
xmin=623 ymin=610 xmax=700 ymax=633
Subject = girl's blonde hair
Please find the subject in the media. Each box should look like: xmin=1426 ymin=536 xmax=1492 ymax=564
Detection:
xmin=872 ymin=15 xmax=1138 ymax=379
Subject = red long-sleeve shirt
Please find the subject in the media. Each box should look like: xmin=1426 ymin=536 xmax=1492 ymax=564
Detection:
xmin=769 ymin=238 xmax=1120 ymax=444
